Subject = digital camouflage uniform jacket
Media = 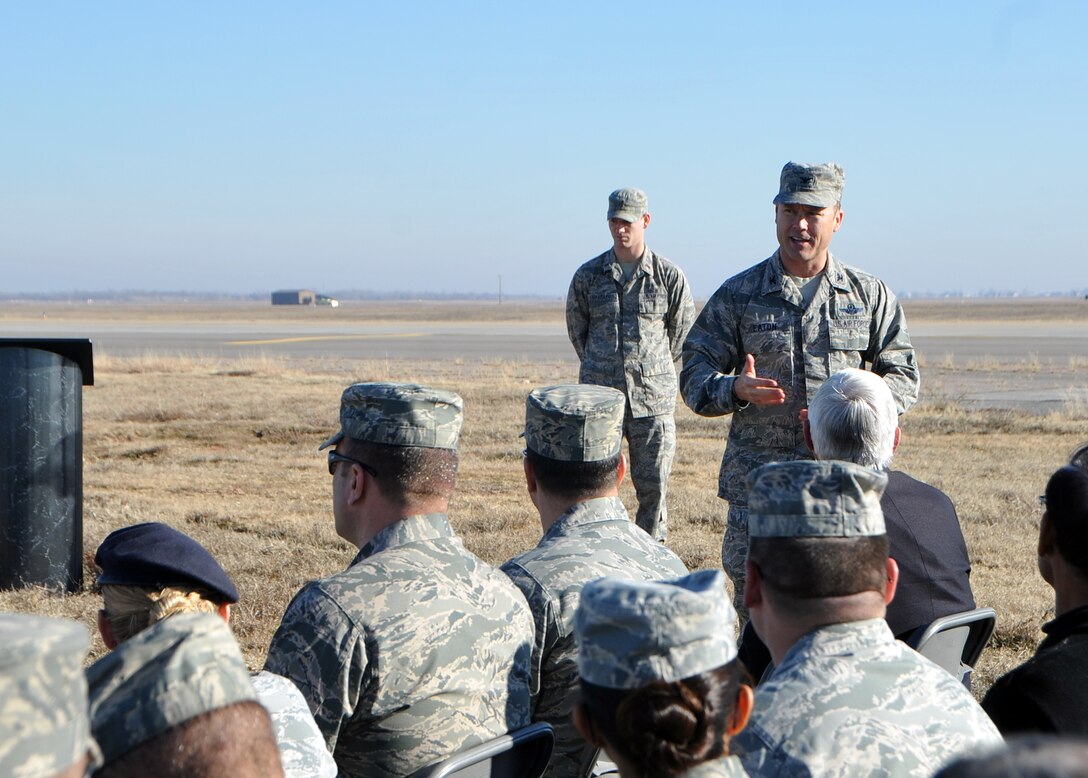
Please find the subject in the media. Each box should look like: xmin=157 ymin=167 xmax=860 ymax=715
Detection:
xmin=567 ymin=248 xmax=695 ymax=418
xmin=680 ymin=251 xmax=919 ymax=506
xmin=265 ymin=514 xmax=534 ymax=778
xmin=683 ymin=757 xmax=750 ymax=777
xmin=734 ymin=619 xmax=1002 ymax=777
xmin=501 ymin=496 xmax=688 ymax=778
xmin=251 ymin=671 xmax=338 ymax=778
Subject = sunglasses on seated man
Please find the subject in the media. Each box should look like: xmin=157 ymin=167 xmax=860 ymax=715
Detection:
xmin=327 ymin=449 xmax=378 ymax=478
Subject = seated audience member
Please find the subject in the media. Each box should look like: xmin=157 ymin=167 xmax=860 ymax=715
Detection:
xmin=733 ymin=460 xmax=1002 ymax=776
xmin=265 ymin=382 xmax=534 ymax=778
xmin=982 ymin=465 xmax=1088 ymax=734
xmin=572 ymin=570 xmax=753 ymax=777
xmin=1070 ymin=441 xmax=1088 ymax=471
xmin=93 ymin=521 xmax=336 ymax=778
xmin=739 ymin=368 xmax=976 ymax=676
xmin=502 ymin=384 xmax=689 ymax=777
xmin=807 ymin=368 xmax=976 ymax=637
xmin=86 ymin=611 xmax=284 ymax=778
xmin=935 ymin=736 xmax=1088 ymax=778
xmin=0 ymin=613 xmax=101 ymax=778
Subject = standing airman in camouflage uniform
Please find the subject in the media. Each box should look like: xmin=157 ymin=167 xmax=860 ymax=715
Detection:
xmin=0 ymin=613 xmax=101 ymax=778
xmin=567 ymin=188 xmax=696 ymax=541
xmin=501 ymin=384 xmax=689 ymax=777
xmin=680 ymin=162 xmax=919 ymax=617
xmin=734 ymin=461 xmax=1001 ymax=776
xmin=264 ymin=382 xmax=535 ymax=778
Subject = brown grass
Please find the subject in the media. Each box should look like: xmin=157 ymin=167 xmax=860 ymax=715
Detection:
xmin=1 ymin=307 xmax=1085 ymax=702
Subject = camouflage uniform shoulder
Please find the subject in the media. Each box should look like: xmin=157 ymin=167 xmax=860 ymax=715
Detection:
xmin=502 ymin=498 xmax=687 ymax=624
xmin=713 ymin=254 xmax=778 ymax=296
xmin=646 ymin=249 xmax=693 ymax=287
xmin=572 ymin=249 xmax=614 ymax=278
xmin=251 ymin=671 xmax=338 ymax=778
xmin=683 ymin=755 xmax=750 ymax=777
xmin=645 ymin=248 xmax=683 ymax=274
xmin=737 ymin=619 xmax=1001 ymax=776
xmin=504 ymin=499 xmax=685 ymax=578
xmin=823 ymin=253 xmax=896 ymax=292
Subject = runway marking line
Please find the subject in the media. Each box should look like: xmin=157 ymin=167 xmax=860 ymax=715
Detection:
xmin=226 ymin=333 xmax=428 ymax=345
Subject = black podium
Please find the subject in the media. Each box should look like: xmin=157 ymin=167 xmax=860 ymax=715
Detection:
xmin=0 ymin=338 xmax=94 ymax=592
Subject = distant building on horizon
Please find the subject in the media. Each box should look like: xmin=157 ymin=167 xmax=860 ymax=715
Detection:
xmin=270 ymin=289 xmax=339 ymax=307
xmin=271 ymin=289 xmax=316 ymax=305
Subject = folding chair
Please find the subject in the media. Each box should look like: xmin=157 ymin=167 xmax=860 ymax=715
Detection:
xmin=408 ymin=722 xmax=555 ymax=778
xmin=904 ymin=607 xmax=997 ymax=684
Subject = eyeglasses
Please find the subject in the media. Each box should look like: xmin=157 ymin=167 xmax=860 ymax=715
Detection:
xmin=327 ymin=450 xmax=378 ymax=478
xmin=1038 ymin=494 xmax=1047 ymax=508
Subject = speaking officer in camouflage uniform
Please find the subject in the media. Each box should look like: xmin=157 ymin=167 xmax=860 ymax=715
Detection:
xmin=680 ymin=162 xmax=919 ymax=616
xmin=501 ymin=384 xmax=689 ymax=777
xmin=0 ymin=613 xmax=101 ymax=778
xmin=734 ymin=461 xmax=1001 ymax=777
xmin=567 ymin=188 xmax=696 ymax=541
xmin=265 ymin=382 xmax=535 ymax=778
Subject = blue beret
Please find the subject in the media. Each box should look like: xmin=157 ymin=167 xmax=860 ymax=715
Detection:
xmin=95 ymin=523 xmax=239 ymax=604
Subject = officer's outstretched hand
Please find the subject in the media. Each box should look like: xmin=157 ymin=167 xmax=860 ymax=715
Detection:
xmin=734 ymin=354 xmax=787 ymax=405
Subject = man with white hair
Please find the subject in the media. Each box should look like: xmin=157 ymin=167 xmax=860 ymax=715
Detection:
xmin=738 ymin=368 xmax=975 ymax=680
xmin=803 ymin=367 xmax=975 ymax=640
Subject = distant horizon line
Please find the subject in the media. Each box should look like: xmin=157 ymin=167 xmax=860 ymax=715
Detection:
xmin=2 ymin=288 xmax=1087 ymax=304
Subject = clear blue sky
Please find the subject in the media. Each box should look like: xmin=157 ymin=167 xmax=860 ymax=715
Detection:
xmin=2 ymin=2 xmax=1084 ymax=299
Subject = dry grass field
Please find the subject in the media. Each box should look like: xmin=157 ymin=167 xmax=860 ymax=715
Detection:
xmin=2 ymin=297 xmax=1086 ymax=702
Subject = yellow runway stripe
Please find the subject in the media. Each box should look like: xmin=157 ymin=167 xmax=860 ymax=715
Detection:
xmin=226 ymin=333 xmax=427 ymax=345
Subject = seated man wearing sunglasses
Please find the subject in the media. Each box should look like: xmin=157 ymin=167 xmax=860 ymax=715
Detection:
xmin=265 ymin=382 xmax=534 ymax=778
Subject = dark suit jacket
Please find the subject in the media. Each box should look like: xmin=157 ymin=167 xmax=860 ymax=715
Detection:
xmin=738 ymin=469 xmax=976 ymax=678
xmin=882 ymin=470 xmax=976 ymax=638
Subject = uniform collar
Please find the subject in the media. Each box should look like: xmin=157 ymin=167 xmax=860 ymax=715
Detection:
xmin=765 ymin=250 xmax=851 ymax=297
xmin=777 ymin=618 xmax=892 ymax=672
xmin=544 ymin=496 xmax=628 ymax=540
xmin=605 ymin=247 xmax=652 ymax=280
xmin=352 ymin=513 xmax=454 ymax=564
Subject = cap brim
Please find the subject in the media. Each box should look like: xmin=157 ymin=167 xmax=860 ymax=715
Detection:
xmin=607 ymin=209 xmax=644 ymax=222
xmin=773 ymin=193 xmax=838 ymax=207
xmin=318 ymin=430 xmax=344 ymax=451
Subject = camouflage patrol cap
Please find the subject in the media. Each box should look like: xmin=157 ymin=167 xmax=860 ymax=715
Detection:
xmin=607 ymin=188 xmax=649 ymax=221
xmin=747 ymin=460 xmax=887 ymax=538
xmin=0 ymin=614 xmax=100 ymax=777
xmin=87 ymin=611 xmax=258 ymax=764
xmin=773 ymin=161 xmax=845 ymax=207
xmin=319 ymin=382 xmax=463 ymax=451
xmin=523 ymin=384 xmax=625 ymax=462
xmin=575 ymin=570 xmax=738 ymax=689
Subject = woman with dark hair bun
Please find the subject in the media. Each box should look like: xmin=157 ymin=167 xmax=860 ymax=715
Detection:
xmin=572 ymin=570 xmax=753 ymax=777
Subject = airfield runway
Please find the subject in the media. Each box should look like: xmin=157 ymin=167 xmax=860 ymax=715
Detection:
xmin=3 ymin=302 xmax=1086 ymax=411
xmin=6 ymin=317 xmax=1087 ymax=363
